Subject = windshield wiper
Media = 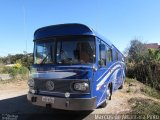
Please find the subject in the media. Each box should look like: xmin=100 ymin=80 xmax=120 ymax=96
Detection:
xmin=40 ymin=46 xmax=52 ymax=64
xmin=40 ymin=54 xmax=49 ymax=64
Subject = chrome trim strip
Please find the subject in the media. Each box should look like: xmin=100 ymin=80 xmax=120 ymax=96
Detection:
xmin=39 ymin=90 xmax=90 ymax=95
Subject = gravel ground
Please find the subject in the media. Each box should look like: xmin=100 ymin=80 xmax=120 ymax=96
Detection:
xmin=0 ymin=80 xmax=159 ymax=120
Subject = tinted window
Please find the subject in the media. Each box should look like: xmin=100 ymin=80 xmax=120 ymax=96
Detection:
xmin=56 ymin=38 xmax=95 ymax=64
xmin=107 ymin=48 xmax=113 ymax=62
xmin=115 ymin=52 xmax=118 ymax=61
xmin=99 ymin=40 xmax=106 ymax=66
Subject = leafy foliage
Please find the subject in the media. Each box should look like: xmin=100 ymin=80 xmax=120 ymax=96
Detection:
xmin=0 ymin=54 xmax=32 ymax=79
xmin=0 ymin=53 xmax=33 ymax=69
xmin=126 ymin=40 xmax=160 ymax=90
xmin=140 ymin=86 xmax=160 ymax=99
xmin=2 ymin=65 xmax=28 ymax=78
xmin=127 ymin=40 xmax=148 ymax=62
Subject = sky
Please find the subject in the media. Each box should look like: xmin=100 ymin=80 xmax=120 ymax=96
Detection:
xmin=0 ymin=0 xmax=160 ymax=56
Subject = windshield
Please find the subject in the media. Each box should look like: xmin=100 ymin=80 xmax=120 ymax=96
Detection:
xmin=34 ymin=40 xmax=54 ymax=64
xmin=34 ymin=36 xmax=95 ymax=65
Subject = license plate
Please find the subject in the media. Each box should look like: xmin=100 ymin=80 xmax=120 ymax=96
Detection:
xmin=42 ymin=96 xmax=54 ymax=103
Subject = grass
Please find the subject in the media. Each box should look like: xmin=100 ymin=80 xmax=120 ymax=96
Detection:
xmin=126 ymin=77 xmax=160 ymax=115
xmin=129 ymin=98 xmax=160 ymax=115
xmin=126 ymin=87 xmax=133 ymax=93
xmin=125 ymin=78 xmax=160 ymax=99
xmin=125 ymin=78 xmax=137 ymax=93
xmin=140 ymin=86 xmax=160 ymax=99
xmin=125 ymin=78 xmax=137 ymax=84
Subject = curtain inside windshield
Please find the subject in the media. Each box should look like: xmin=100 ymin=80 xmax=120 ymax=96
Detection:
xmin=34 ymin=37 xmax=95 ymax=65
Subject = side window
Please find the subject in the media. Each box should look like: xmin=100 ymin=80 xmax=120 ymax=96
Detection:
xmin=107 ymin=48 xmax=113 ymax=62
xmin=99 ymin=40 xmax=106 ymax=66
xmin=115 ymin=52 xmax=118 ymax=61
xmin=119 ymin=54 xmax=122 ymax=61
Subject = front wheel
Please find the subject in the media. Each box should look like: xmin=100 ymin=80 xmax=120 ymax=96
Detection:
xmin=100 ymin=101 xmax=107 ymax=108
xmin=99 ymin=84 xmax=112 ymax=108
xmin=107 ymin=83 xmax=112 ymax=100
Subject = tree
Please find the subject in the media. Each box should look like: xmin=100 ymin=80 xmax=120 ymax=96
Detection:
xmin=126 ymin=40 xmax=160 ymax=90
xmin=148 ymin=49 xmax=160 ymax=62
xmin=128 ymin=40 xmax=148 ymax=62
xmin=0 ymin=53 xmax=33 ymax=69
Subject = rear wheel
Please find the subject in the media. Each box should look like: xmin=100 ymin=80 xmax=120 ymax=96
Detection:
xmin=119 ymin=76 xmax=125 ymax=89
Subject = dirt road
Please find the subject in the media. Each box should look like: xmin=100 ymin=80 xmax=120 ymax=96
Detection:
xmin=0 ymin=80 xmax=159 ymax=120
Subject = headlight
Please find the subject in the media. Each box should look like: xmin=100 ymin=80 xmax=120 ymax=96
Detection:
xmin=74 ymin=82 xmax=89 ymax=91
xmin=28 ymin=79 xmax=35 ymax=87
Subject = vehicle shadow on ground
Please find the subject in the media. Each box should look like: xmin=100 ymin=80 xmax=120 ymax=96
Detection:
xmin=0 ymin=95 xmax=93 ymax=120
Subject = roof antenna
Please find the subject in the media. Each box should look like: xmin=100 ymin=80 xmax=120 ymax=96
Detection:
xmin=22 ymin=5 xmax=27 ymax=54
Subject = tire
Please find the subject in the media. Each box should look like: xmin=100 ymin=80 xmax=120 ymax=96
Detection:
xmin=99 ymin=83 xmax=112 ymax=108
xmin=100 ymin=101 xmax=107 ymax=108
xmin=108 ymin=83 xmax=112 ymax=100
xmin=119 ymin=81 xmax=124 ymax=89
xmin=119 ymin=76 xmax=125 ymax=89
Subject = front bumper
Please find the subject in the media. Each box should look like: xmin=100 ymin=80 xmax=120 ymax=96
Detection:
xmin=27 ymin=92 xmax=96 ymax=110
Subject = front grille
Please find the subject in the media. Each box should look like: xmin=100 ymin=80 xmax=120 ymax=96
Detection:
xmin=34 ymin=79 xmax=89 ymax=93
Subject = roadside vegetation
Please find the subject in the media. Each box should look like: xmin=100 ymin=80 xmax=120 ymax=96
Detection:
xmin=126 ymin=40 xmax=160 ymax=90
xmin=125 ymin=78 xmax=160 ymax=99
xmin=125 ymin=78 xmax=160 ymax=115
xmin=129 ymin=98 xmax=160 ymax=115
xmin=1 ymin=63 xmax=28 ymax=77
xmin=140 ymin=86 xmax=160 ymax=99
xmin=0 ymin=53 xmax=32 ymax=82
xmin=125 ymin=40 xmax=160 ymax=116
xmin=0 ymin=53 xmax=33 ymax=69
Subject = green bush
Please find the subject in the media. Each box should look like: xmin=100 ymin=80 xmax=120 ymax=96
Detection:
xmin=19 ymin=66 xmax=28 ymax=75
xmin=126 ymin=63 xmax=136 ymax=78
xmin=127 ymin=62 xmax=160 ymax=90
xmin=1 ymin=66 xmax=28 ymax=78
xmin=126 ymin=40 xmax=160 ymax=90
xmin=8 ymin=67 xmax=18 ymax=77
xmin=140 ymin=86 xmax=160 ymax=99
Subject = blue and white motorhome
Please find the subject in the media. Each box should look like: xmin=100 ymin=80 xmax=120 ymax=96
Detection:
xmin=27 ymin=23 xmax=126 ymax=110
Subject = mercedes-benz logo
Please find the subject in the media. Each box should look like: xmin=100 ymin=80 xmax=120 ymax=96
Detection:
xmin=46 ymin=81 xmax=54 ymax=91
